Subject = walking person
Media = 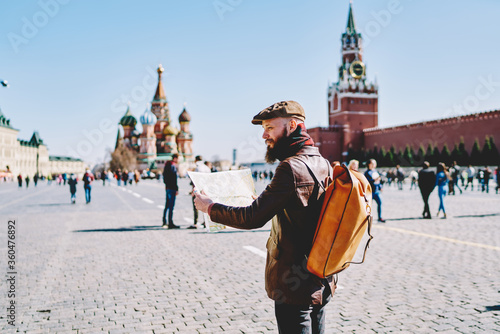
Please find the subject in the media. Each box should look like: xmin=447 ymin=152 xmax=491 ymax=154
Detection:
xmin=188 ymin=155 xmax=211 ymax=229
xmin=364 ymin=159 xmax=386 ymax=222
xmin=25 ymin=175 xmax=30 ymax=188
xmin=483 ymin=166 xmax=491 ymax=193
xmin=418 ymin=161 xmax=436 ymax=219
xmin=33 ymin=174 xmax=39 ymax=187
xmin=122 ymin=169 xmax=129 ymax=186
xmin=464 ymin=165 xmax=475 ymax=190
xmin=395 ymin=165 xmax=405 ymax=190
xmin=195 ymin=101 xmax=334 ymax=334
xmin=17 ymin=174 xmax=22 ymax=188
xmin=101 ymin=171 xmax=106 ymax=186
xmin=409 ymin=170 xmax=418 ymax=190
xmin=116 ymin=169 xmax=122 ymax=186
xmin=83 ymin=169 xmax=94 ymax=204
xmin=68 ymin=173 xmax=77 ymax=204
xmin=495 ymin=166 xmax=500 ymax=194
xmin=436 ymin=162 xmax=449 ymax=219
xmin=162 ymin=154 xmax=180 ymax=229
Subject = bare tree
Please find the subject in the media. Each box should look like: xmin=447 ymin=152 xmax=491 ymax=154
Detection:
xmin=109 ymin=145 xmax=137 ymax=172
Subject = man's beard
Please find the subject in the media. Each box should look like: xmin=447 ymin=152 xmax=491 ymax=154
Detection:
xmin=265 ymin=128 xmax=289 ymax=164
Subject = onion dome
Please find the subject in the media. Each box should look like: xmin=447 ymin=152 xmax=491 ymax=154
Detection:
xmin=163 ymin=124 xmax=179 ymax=136
xmin=140 ymin=107 xmax=157 ymax=125
xmin=119 ymin=106 xmax=137 ymax=127
xmin=178 ymin=107 xmax=191 ymax=122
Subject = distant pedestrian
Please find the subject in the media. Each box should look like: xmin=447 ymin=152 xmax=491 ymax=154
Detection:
xmin=101 ymin=171 xmax=106 ymax=186
xmin=107 ymin=170 xmax=113 ymax=186
xmin=364 ymin=159 xmax=385 ymax=222
xmin=409 ymin=170 xmax=418 ymax=190
xmin=418 ymin=161 xmax=436 ymax=219
xmin=128 ymin=170 xmax=134 ymax=185
xmin=83 ymin=169 xmax=95 ymax=204
xmin=476 ymin=169 xmax=484 ymax=191
xmin=495 ymin=166 xmax=500 ymax=194
xmin=122 ymin=170 xmax=129 ymax=186
xmin=436 ymin=162 xmax=449 ymax=219
xmin=483 ymin=166 xmax=491 ymax=193
xmin=448 ymin=162 xmax=462 ymax=195
xmin=162 ymin=154 xmax=180 ymax=229
xmin=395 ymin=165 xmax=405 ymax=190
xmin=464 ymin=165 xmax=475 ymax=190
xmin=188 ymin=155 xmax=211 ymax=229
xmin=348 ymin=159 xmax=359 ymax=171
xmin=68 ymin=174 xmax=77 ymax=204
xmin=33 ymin=174 xmax=39 ymax=187
xmin=116 ymin=169 xmax=122 ymax=186
xmin=134 ymin=170 xmax=140 ymax=185
xmin=25 ymin=175 xmax=30 ymax=188
xmin=17 ymin=174 xmax=22 ymax=188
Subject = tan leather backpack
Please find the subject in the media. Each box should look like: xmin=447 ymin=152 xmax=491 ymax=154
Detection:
xmin=299 ymin=160 xmax=374 ymax=278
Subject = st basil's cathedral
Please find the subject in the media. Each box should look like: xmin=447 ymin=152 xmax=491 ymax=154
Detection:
xmin=115 ymin=64 xmax=193 ymax=170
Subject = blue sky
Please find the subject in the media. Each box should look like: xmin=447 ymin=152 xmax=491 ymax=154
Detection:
xmin=1 ymin=0 xmax=500 ymax=164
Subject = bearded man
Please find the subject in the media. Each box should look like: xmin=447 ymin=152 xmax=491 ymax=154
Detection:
xmin=195 ymin=101 xmax=334 ymax=334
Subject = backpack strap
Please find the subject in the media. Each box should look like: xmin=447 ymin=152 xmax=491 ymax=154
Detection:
xmin=295 ymin=156 xmax=331 ymax=193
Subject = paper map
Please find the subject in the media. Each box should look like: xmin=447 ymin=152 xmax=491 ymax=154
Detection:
xmin=188 ymin=169 xmax=257 ymax=232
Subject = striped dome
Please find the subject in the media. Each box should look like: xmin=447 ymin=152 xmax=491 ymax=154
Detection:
xmin=140 ymin=108 xmax=157 ymax=125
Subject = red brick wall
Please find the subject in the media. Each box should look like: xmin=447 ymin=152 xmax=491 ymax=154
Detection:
xmin=364 ymin=110 xmax=500 ymax=153
xmin=308 ymin=127 xmax=344 ymax=162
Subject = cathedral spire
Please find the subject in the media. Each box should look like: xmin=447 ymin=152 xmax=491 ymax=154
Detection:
xmin=346 ymin=1 xmax=356 ymax=35
xmin=153 ymin=64 xmax=167 ymax=102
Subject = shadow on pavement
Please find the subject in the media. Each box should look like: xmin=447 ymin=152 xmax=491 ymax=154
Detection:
xmin=27 ymin=203 xmax=74 ymax=206
xmin=191 ymin=229 xmax=271 ymax=234
xmin=73 ymin=225 xmax=171 ymax=233
xmin=454 ymin=213 xmax=500 ymax=219
xmin=384 ymin=217 xmax=422 ymax=221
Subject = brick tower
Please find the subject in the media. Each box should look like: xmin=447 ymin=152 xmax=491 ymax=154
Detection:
xmin=328 ymin=1 xmax=378 ymax=157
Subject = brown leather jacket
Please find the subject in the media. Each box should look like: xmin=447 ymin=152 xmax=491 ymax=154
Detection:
xmin=210 ymin=146 xmax=335 ymax=305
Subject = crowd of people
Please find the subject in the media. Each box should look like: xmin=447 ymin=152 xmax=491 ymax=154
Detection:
xmin=344 ymin=159 xmax=500 ymax=220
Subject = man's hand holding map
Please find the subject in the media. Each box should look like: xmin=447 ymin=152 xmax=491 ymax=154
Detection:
xmin=188 ymin=169 xmax=257 ymax=232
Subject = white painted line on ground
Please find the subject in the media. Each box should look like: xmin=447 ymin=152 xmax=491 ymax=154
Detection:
xmin=127 ymin=189 xmax=133 ymax=193
xmin=157 ymin=205 xmax=163 ymax=209
xmin=142 ymin=198 xmax=154 ymax=204
xmin=132 ymin=192 xmax=141 ymax=198
xmin=244 ymin=246 xmax=267 ymax=258
xmin=374 ymin=225 xmax=500 ymax=251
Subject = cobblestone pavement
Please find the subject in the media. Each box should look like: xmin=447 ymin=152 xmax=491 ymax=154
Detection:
xmin=0 ymin=177 xmax=499 ymax=333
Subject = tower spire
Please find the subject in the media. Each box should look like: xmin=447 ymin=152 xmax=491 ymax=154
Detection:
xmin=346 ymin=1 xmax=356 ymax=35
xmin=153 ymin=64 xmax=167 ymax=102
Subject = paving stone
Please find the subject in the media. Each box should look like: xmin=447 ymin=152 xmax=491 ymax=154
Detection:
xmin=1 ymin=179 xmax=499 ymax=332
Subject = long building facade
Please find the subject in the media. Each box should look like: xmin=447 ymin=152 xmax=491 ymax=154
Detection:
xmin=0 ymin=108 xmax=86 ymax=179
xmin=309 ymin=3 xmax=500 ymax=165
